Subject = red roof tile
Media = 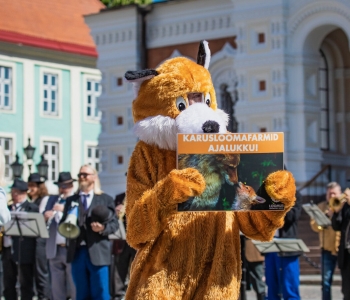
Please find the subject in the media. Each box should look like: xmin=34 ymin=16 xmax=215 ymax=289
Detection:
xmin=0 ymin=0 xmax=104 ymax=55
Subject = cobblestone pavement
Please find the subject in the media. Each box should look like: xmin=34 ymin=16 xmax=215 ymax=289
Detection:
xmin=245 ymin=284 xmax=342 ymax=300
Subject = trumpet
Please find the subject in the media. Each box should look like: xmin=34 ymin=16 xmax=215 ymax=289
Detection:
xmin=329 ymin=188 xmax=350 ymax=211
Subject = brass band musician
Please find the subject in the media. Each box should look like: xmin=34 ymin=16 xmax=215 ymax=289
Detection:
xmin=309 ymin=182 xmax=341 ymax=300
xmin=44 ymin=172 xmax=76 ymax=300
xmin=331 ymin=186 xmax=350 ymax=299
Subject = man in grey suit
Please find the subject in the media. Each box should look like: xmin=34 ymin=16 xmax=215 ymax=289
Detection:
xmin=44 ymin=172 xmax=76 ymax=300
xmin=60 ymin=165 xmax=118 ymax=300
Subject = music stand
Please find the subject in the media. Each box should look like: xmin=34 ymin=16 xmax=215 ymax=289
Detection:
xmin=253 ymin=238 xmax=309 ymax=299
xmin=4 ymin=211 xmax=48 ymax=294
xmin=302 ymin=202 xmax=331 ymax=298
xmin=302 ymin=203 xmax=331 ymax=228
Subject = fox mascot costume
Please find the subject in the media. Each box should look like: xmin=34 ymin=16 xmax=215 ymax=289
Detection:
xmin=124 ymin=41 xmax=296 ymax=300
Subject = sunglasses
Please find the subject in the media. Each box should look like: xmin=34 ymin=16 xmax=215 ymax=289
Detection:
xmin=77 ymin=173 xmax=94 ymax=178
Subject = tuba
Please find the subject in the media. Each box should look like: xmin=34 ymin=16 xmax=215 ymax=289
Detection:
xmin=329 ymin=188 xmax=350 ymax=211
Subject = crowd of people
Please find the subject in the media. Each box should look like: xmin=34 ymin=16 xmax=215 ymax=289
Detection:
xmin=0 ymin=160 xmax=132 ymax=300
xmin=1 ymin=140 xmax=350 ymax=300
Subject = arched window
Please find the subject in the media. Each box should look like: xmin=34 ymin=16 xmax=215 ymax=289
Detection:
xmin=220 ymin=83 xmax=238 ymax=132
xmin=319 ymin=49 xmax=329 ymax=151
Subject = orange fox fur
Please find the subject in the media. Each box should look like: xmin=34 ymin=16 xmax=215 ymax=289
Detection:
xmin=125 ymin=56 xmax=296 ymax=300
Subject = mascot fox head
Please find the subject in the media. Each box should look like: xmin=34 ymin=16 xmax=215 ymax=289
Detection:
xmin=125 ymin=41 xmax=228 ymax=151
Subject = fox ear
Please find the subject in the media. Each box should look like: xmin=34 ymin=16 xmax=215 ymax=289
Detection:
xmin=197 ymin=40 xmax=211 ymax=69
xmin=125 ymin=69 xmax=158 ymax=97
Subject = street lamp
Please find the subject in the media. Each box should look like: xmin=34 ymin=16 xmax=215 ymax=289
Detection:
xmin=10 ymin=139 xmax=49 ymax=180
xmin=23 ymin=138 xmax=36 ymax=173
xmin=10 ymin=153 xmax=23 ymax=179
xmin=36 ymin=154 xmax=49 ymax=179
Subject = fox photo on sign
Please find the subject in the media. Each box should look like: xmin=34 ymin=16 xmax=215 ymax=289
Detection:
xmin=177 ymin=132 xmax=284 ymax=212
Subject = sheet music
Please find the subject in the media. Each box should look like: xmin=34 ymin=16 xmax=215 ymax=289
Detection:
xmin=302 ymin=203 xmax=331 ymax=228
xmin=4 ymin=212 xmax=49 ymax=238
xmin=252 ymin=238 xmax=310 ymax=254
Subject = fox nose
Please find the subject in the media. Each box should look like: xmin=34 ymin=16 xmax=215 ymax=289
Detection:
xmin=202 ymin=120 xmax=220 ymax=133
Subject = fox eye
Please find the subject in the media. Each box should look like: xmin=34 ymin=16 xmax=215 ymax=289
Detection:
xmin=176 ymin=96 xmax=187 ymax=112
xmin=205 ymin=93 xmax=211 ymax=107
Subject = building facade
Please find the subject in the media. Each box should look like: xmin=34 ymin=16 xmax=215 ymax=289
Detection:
xmin=86 ymin=0 xmax=350 ymax=196
xmin=0 ymin=0 xmax=104 ymax=193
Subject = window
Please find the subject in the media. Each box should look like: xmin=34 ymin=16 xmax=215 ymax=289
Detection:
xmin=117 ymin=77 xmax=123 ymax=86
xmin=43 ymin=73 xmax=58 ymax=115
xmin=86 ymin=79 xmax=101 ymax=119
xmin=0 ymin=137 xmax=13 ymax=179
xmin=43 ymin=141 xmax=59 ymax=181
xmin=116 ymin=116 xmax=123 ymax=126
xmin=0 ymin=66 xmax=12 ymax=110
xmin=319 ymin=50 xmax=329 ymax=151
xmin=258 ymin=33 xmax=265 ymax=44
xmin=86 ymin=146 xmax=101 ymax=172
xmin=114 ymin=154 xmax=124 ymax=167
xmin=259 ymin=80 xmax=266 ymax=91
xmin=260 ymin=128 xmax=267 ymax=132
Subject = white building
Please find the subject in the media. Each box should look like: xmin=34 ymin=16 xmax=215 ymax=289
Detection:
xmin=86 ymin=0 xmax=350 ymax=196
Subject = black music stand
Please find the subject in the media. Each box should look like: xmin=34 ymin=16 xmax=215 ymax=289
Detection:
xmin=302 ymin=203 xmax=331 ymax=228
xmin=253 ymin=238 xmax=309 ymax=299
xmin=302 ymin=202 xmax=331 ymax=298
xmin=4 ymin=211 xmax=48 ymax=294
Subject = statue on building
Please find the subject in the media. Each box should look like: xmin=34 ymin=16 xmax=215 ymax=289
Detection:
xmin=220 ymin=83 xmax=238 ymax=132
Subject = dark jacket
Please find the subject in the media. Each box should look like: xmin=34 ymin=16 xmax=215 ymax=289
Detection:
xmin=332 ymin=203 xmax=350 ymax=269
xmin=60 ymin=192 xmax=118 ymax=266
xmin=278 ymin=190 xmax=302 ymax=239
xmin=276 ymin=190 xmax=302 ymax=257
xmin=44 ymin=195 xmax=60 ymax=259
xmin=3 ymin=200 xmax=39 ymax=264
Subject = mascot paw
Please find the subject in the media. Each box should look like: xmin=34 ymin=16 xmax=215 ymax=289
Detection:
xmin=169 ymin=168 xmax=206 ymax=203
xmin=264 ymin=170 xmax=296 ymax=204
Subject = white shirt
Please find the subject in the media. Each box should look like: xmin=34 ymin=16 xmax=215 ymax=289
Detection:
xmin=38 ymin=195 xmax=49 ymax=214
xmin=0 ymin=187 xmax=10 ymax=226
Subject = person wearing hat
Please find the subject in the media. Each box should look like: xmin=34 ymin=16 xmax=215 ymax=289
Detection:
xmin=28 ymin=173 xmax=51 ymax=300
xmin=28 ymin=172 xmax=49 ymax=213
xmin=44 ymin=172 xmax=76 ymax=300
xmin=60 ymin=164 xmax=118 ymax=300
xmin=2 ymin=178 xmax=39 ymax=300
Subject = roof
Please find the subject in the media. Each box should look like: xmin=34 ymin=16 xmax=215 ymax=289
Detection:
xmin=0 ymin=0 xmax=105 ymax=57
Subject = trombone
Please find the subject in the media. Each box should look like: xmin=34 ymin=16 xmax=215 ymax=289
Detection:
xmin=329 ymin=188 xmax=350 ymax=211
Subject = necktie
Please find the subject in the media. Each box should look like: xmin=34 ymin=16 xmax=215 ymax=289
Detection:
xmin=81 ymin=194 xmax=89 ymax=211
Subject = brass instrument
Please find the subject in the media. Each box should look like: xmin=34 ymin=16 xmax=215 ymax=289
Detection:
xmin=329 ymin=188 xmax=350 ymax=211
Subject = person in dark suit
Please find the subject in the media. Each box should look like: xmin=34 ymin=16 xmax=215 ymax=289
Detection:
xmin=332 ymin=188 xmax=350 ymax=299
xmin=2 ymin=178 xmax=39 ymax=300
xmin=112 ymin=192 xmax=137 ymax=300
xmin=44 ymin=172 xmax=76 ymax=300
xmin=28 ymin=173 xmax=50 ymax=300
xmin=60 ymin=165 xmax=118 ymax=300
